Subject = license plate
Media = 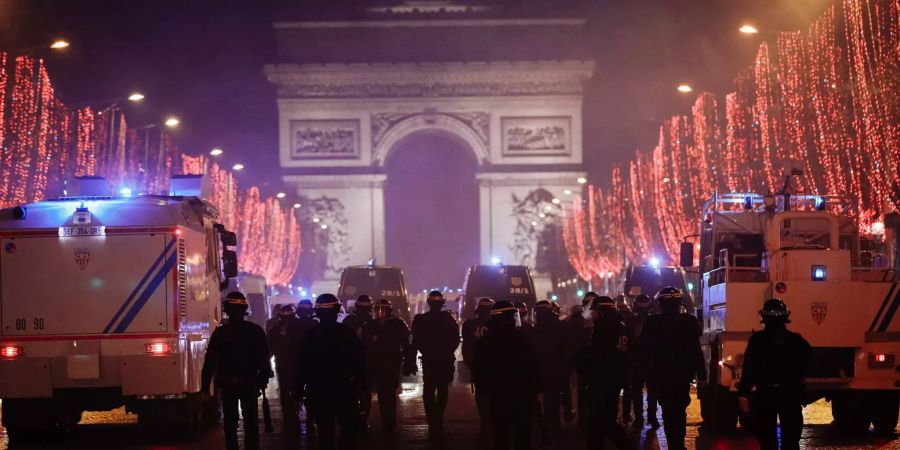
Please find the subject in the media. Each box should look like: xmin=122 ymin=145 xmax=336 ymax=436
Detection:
xmin=58 ymin=226 xmax=106 ymax=237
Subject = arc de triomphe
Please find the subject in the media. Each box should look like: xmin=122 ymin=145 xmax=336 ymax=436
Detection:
xmin=266 ymin=11 xmax=594 ymax=296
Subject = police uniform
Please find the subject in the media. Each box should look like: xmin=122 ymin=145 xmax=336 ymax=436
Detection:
xmin=341 ymin=295 xmax=373 ymax=429
xmin=624 ymin=296 xmax=656 ymax=426
xmin=575 ymin=297 xmax=632 ymax=450
xmin=410 ymin=291 xmax=460 ymax=434
xmin=461 ymin=298 xmax=494 ymax=430
xmin=640 ymin=288 xmax=704 ymax=450
xmin=201 ymin=294 xmax=273 ymax=450
xmin=532 ymin=300 xmax=569 ymax=438
xmin=298 ymin=294 xmax=365 ymax=450
xmin=738 ymin=299 xmax=811 ymax=450
xmin=568 ymin=296 xmax=596 ymax=428
xmin=293 ymin=300 xmax=319 ymax=427
xmin=359 ymin=300 xmax=415 ymax=432
xmin=473 ymin=301 xmax=540 ymax=450
xmin=268 ymin=305 xmax=301 ymax=428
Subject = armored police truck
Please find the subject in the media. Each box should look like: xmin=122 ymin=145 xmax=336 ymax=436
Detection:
xmin=686 ymin=192 xmax=899 ymax=433
xmin=0 ymin=176 xmax=237 ymax=439
xmin=460 ymin=264 xmax=537 ymax=321
xmin=337 ymin=264 xmax=410 ymax=322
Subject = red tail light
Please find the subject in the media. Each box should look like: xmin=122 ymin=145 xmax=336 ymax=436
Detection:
xmin=0 ymin=345 xmax=23 ymax=359
xmin=144 ymin=342 xmax=173 ymax=355
xmin=775 ymin=282 xmax=787 ymax=294
xmin=869 ymin=353 xmax=895 ymax=368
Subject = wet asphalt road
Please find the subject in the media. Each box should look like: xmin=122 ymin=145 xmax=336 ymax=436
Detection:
xmin=1 ymin=376 xmax=897 ymax=450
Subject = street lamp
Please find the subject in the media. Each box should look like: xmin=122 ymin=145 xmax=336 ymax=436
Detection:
xmin=677 ymin=84 xmax=693 ymax=93
xmin=293 ymin=203 xmax=301 ymax=209
xmin=164 ymin=117 xmax=180 ymax=128
xmin=49 ymin=39 xmax=70 ymax=50
xmin=577 ymin=177 xmax=587 ymax=184
xmin=209 ymin=148 xmax=224 ymax=156
xmin=127 ymin=92 xmax=145 ymax=102
xmin=739 ymin=24 xmax=759 ymax=34
xmin=232 ymin=163 xmax=245 ymax=171
xmin=276 ymin=192 xmax=286 ymax=199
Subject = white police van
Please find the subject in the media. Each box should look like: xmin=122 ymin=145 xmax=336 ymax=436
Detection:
xmin=0 ymin=175 xmax=236 ymax=439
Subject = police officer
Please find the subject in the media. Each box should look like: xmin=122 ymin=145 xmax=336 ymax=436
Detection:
xmin=575 ymin=296 xmax=633 ymax=450
xmin=738 ymin=299 xmax=811 ymax=450
xmin=268 ymin=304 xmax=301 ymax=429
xmin=462 ymin=297 xmax=494 ymax=431
xmin=473 ymin=301 xmax=540 ymax=450
xmin=201 ymin=292 xmax=273 ymax=450
xmin=569 ymin=292 xmax=598 ymax=429
xmin=410 ymin=290 xmax=459 ymax=437
xmin=298 ymin=294 xmax=365 ymax=450
xmin=343 ymin=295 xmax=374 ymax=338
xmin=532 ymin=300 xmax=569 ymax=439
xmin=616 ymin=300 xmax=635 ymax=423
xmin=294 ymin=299 xmax=318 ymax=428
xmin=625 ymin=294 xmax=657 ymax=427
xmin=640 ymin=287 xmax=705 ymax=450
xmin=515 ymin=301 xmax=534 ymax=334
xmin=360 ymin=299 xmax=416 ymax=432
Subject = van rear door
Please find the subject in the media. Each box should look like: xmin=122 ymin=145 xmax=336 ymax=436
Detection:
xmin=1 ymin=233 xmax=173 ymax=336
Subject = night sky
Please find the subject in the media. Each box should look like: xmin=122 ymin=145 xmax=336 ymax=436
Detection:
xmin=2 ymin=0 xmax=834 ymax=194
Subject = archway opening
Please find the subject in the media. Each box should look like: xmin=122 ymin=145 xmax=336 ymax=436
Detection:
xmin=384 ymin=131 xmax=480 ymax=293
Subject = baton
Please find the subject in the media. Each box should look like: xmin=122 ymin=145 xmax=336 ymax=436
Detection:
xmin=262 ymin=391 xmax=274 ymax=434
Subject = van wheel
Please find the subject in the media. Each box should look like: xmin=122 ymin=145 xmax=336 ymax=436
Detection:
xmin=832 ymin=393 xmax=870 ymax=434
xmin=870 ymin=391 xmax=899 ymax=436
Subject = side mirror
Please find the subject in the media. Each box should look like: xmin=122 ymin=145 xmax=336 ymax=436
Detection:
xmin=220 ymin=230 xmax=237 ymax=247
xmin=680 ymin=242 xmax=695 ymax=267
xmin=223 ymin=249 xmax=238 ymax=278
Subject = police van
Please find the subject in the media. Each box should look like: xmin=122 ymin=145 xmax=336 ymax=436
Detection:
xmin=685 ymin=192 xmax=899 ymax=433
xmin=460 ymin=264 xmax=537 ymax=321
xmin=0 ymin=176 xmax=236 ymax=439
xmin=337 ymin=264 xmax=410 ymax=322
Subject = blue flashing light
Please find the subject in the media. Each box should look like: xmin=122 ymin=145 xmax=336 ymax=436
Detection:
xmin=687 ymin=282 xmax=695 ymax=291
xmin=812 ymin=265 xmax=826 ymax=281
xmin=119 ymin=187 xmax=133 ymax=197
xmin=576 ymin=289 xmax=585 ymax=297
xmin=649 ymin=257 xmax=661 ymax=268
xmin=367 ymin=258 xmax=376 ymax=267
xmin=815 ymin=196 xmax=827 ymax=211
xmin=550 ymin=294 xmax=558 ymax=301
xmin=743 ymin=196 xmax=753 ymax=210
xmin=490 ymin=256 xmax=502 ymax=266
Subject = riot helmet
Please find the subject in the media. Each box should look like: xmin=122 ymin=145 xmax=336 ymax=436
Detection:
xmin=634 ymin=294 xmax=652 ymax=314
xmin=223 ymin=292 xmax=249 ymax=319
xmin=582 ymin=291 xmax=600 ymax=308
xmin=427 ymin=290 xmax=445 ymax=312
xmin=590 ymin=295 xmax=618 ymax=321
xmin=475 ymin=297 xmax=494 ymax=321
xmin=374 ymin=298 xmax=393 ymax=320
xmin=534 ymin=300 xmax=558 ymax=325
xmin=514 ymin=301 xmax=529 ymax=324
xmin=297 ymin=299 xmax=315 ymax=319
xmin=490 ymin=300 xmax=518 ymax=330
xmin=655 ymin=286 xmax=684 ymax=315
xmin=315 ymin=293 xmax=341 ymax=323
xmin=355 ymin=295 xmax=374 ymax=317
xmin=759 ymin=298 xmax=791 ymax=325
xmin=279 ymin=304 xmax=296 ymax=317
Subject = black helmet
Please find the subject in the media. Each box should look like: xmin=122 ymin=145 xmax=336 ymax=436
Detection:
xmin=477 ymin=297 xmax=495 ymax=308
xmin=582 ymin=291 xmax=600 ymax=307
xmin=356 ymin=295 xmax=373 ymax=307
xmin=590 ymin=296 xmax=616 ymax=311
xmin=760 ymin=298 xmax=791 ymax=323
xmin=634 ymin=294 xmax=652 ymax=307
xmin=491 ymin=300 xmax=517 ymax=316
xmin=374 ymin=298 xmax=392 ymax=318
xmin=374 ymin=298 xmax=392 ymax=309
xmin=315 ymin=293 xmax=341 ymax=310
xmin=279 ymin=304 xmax=296 ymax=316
xmin=297 ymin=299 xmax=314 ymax=310
xmin=223 ymin=291 xmax=249 ymax=316
xmin=656 ymin=286 xmax=683 ymax=303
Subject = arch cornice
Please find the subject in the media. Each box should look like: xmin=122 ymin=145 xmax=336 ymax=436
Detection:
xmin=372 ymin=113 xmax=489 ymax=167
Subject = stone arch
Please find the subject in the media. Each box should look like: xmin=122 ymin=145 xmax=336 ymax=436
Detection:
xmin=372 ymin=113 xmax=489 ymax=167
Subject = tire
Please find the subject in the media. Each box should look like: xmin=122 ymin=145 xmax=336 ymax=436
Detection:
xmin=870 ymin=391 xmax=899 ymax=436
xmin=831 ymin=393 xmax=870 ymax=434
